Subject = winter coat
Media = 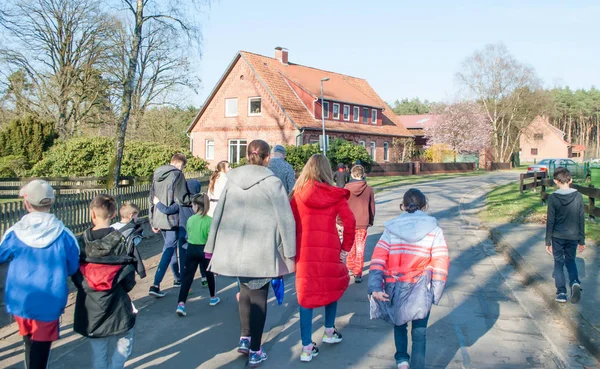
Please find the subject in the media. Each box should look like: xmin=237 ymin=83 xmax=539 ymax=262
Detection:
xmin=208 ymin=174 xmax=228 ymax=218
xmin=73 ymin=228 xmax=138 ymax=338
xmin=292 ymin=181 xmax=356 ymax=308
xmin=268 ymin=157 xmax=296 ymax=194
xmin=368 ymin=211 xmax=449 ymax=326
xmin=149 ymin=165 xmax=191 ymax=230
xmin=345 ymin=180 xmax=375 ymax=229
xmin=546 ymin=188 xmax=585 ymax=245
xmin=333 ymin=169 xmax=350 ymax=188
xmin=0 ymin=212 xmax=80 ymax=321
xmin=205 ymin=165 xmax=296 ymax=278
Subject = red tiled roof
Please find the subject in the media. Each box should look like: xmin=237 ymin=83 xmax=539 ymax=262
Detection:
xmin=396 ymin=114 xmax=437 ymax=129
xmin=227 ymin=51 xmax=411 ymax=137
xmin=572 ymin=144 xmax=585 ymax=152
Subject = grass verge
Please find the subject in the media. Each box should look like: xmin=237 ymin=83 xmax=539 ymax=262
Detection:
xmin=367 ymin=170 xmax=487 ymax=193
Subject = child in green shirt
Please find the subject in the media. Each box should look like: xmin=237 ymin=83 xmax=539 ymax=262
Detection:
xmin=176 ymin=194 xmax=219 ymax=317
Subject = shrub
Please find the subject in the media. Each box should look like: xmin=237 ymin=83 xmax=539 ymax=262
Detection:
xmin=0 ymin=115 xmax=57 ymax=167
xmin=327 ymin=139 xmax=372 ymax=171
xmin=284 ymin=143 xmax=321 ymax=172
xmin=0 ymin=155 xmax=28 ymax=177
xmin=31 ymin=137 xmax=208 ymax=178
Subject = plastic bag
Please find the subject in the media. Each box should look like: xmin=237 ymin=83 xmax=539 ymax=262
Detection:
xmin=271 ymin=277 xmax=285 ymax=305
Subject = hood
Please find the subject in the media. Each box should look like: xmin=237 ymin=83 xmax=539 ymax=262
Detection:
xmin=81 ymin=228 xmax=127 ymax=260
xmin=154 ymin=165 xmax=180 ymax=182
xmin=295 ymin=181 xmax=350 ymax=209
xmin=554 ymin=188 xmax=579 ymax=206
xmin=346 ymin=180 xmax=367 ymax=196
xmin=226 ymin=165 xmax=274 ymax=190
xmin=11 ymin=212 xmax=65 ymax=248
xmin=384 ymin=211 xmax=438 ymax=242
xmin=186 ymin=179 xmax=201 ymax=195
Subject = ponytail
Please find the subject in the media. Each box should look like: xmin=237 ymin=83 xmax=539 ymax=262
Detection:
xmin=402 ymin=188 xmax=428 ymax=213
xmin=209 ymin=161 xmax=229 ymax=193
xmin=247 ymin=140 xmax=270 ymax=166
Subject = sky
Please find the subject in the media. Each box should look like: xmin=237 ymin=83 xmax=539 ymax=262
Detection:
xmin=189 ymin=0 xmax=600 ymax=107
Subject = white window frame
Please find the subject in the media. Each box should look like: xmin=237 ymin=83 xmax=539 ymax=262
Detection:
xmin=225 ymin=98 xmax=238 ymax=117
xmin=333 ymin=103 xmax=340 ymax=120
xmin=383 ymin=142 xmax=389 ymax=161
xmin=323 ymin=101 xmax=329 ymax=119
xmin=372 ymin=109 xmax=377 ymax=125
xmin=353 ymin=106 xmax=360 ymax=122
xmin=359 ymin=140 xmax=366 ymax=147
xmin=228 ymin=139 xmax=247 ymax=164
xmin=248 ymin=97 xmax=262 ymax=116
xmin=362 ymin=108 xmax=369 ymax=123
xmin=343 ymin=105 xmax=350 ymax=121
xmin=370 ymin=141 xmax=376 ymax=160
xmin=206 ymin=139 xmax=215 ymax=160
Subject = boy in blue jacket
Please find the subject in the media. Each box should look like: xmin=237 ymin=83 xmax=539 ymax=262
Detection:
xmin=0 ymin=180 xmax=80 ymax=369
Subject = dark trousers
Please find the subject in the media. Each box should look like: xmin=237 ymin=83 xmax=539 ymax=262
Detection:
xmin=239 ymin=283 xmax=269 ymax=351
xmin=178 ymin=246 xmax=215 ymax=303
xmin=23 ymin=336 xmax=52 ymax=369
xmin=552 ymin=237 xmax=580 ymax=294
xmin=394 ymin=312 xmax=430 ymax=369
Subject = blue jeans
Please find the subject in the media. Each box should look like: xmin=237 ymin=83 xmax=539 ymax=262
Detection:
xmin=299 ymin=301 xmax=337 ymax=346
xmin=89 ymin=329 xmax=134 ymax=369
xmin=394 ymin=312 xmax=430 ymax=369
xmin=552 ymin=237 xmax=580 ymax=294
xmin=154 ymin=228 xmax=184 ymax=286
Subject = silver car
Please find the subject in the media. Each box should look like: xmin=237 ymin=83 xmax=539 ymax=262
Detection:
xmin=527 ymin=158 xmax=577 ymax=174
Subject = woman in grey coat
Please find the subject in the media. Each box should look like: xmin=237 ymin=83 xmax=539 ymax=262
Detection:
xmin=205 ymin=139 xmax=296 ymax=368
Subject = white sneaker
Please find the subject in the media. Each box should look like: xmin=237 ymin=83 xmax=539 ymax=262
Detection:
xmin=300 ymin=343 xmax=319 ymax=362
xmin=397 ymin=361 xmax=410 ymax=369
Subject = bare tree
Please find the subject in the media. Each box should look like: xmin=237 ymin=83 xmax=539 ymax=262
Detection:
xmin=456 ymin=43 xmax=545 ymax=162
xmin=111 ymin=0 xmax=206 ymax=187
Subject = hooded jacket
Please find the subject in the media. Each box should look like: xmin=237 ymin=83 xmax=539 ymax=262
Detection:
xmin=333 ymin=167 xmax=350 ymax=188
xmin=73 ymin=227 xmax=138 ymax=337
xmin=368 ymin=211 xmax=449 ymax=326
xmin=292 ymin=181 xmax=356 ymax=308
xmin=205 ymin=165 xmax=296 ymax=278
xmin=0 ymin=212 xmax=80 ymax=322
xmin=546 ymin=188 xmax=585 ymax=245
xmin=345 ymin=180 xmax=375 ymax=229
xmin=149 ymin=164 xmax=191 ymax=230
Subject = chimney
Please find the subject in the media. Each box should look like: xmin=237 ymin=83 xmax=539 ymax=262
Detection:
xmin=275 ymin=47 xmax=288 ymax=65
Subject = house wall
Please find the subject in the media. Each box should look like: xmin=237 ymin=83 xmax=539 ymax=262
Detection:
xmin=190 ymin=58 xmax=298 ymax=167
xmin=520 ymin=118 xmax=570 ymax=163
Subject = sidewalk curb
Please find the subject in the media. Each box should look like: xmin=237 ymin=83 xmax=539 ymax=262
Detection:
xmin=488 ymin=228 xmax=600 ymax=362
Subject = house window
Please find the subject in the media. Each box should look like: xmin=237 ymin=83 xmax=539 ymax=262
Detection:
xmin=333 ymin=103 xmax=340 ymax=120
xmin=370 ymin=142 xmax=376 ymax=160
xmin=206 ymin=140 xmax=214 ymax=160
xmin=323 ymin=101 xmax=329 ymax=119
xmin=362 ymin=108 xmax=369 ymax=123
xmin=534 ymin=133 xmax=543 ymax=140
xmin=225 ymin=98 xmax=238 ymax=117
xmin=353 ymin=106 xmax=359 ymax=122
xmin=531 ymin=148 xmax=538 ymax=156
xmin=359 ymin=140 xmax=366 ymax=147
xmin=343 ymin=105 xmax=350 ymax=121
xmin=229 ymin=139 xmax=247 ymax=164
xmin=372 ymin=109 xmax=377 ymax=125
xmin=384 ymin=142 xmax=389 ymax=161
xmin=248 ymin=97 xmax=262 ymax=116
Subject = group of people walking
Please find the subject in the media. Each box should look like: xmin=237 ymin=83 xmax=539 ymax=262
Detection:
xmin=1 ymin=139 xmax=458 ymax=369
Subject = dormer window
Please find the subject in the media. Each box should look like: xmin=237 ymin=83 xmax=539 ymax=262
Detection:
xmin=323 ymin=101 xmax=329 ymax=119
xmin=362 ymin=108 xmax=369 ymax=123
xmin=333 ymin=103 xmax=340 ymax=120
xmin=353 ymin=106 xmax=359 ymax=122
xmin=372 ymin=109 xmax=377 ymax=125
xmin=343 ymin=105 xmax=350 ymax=121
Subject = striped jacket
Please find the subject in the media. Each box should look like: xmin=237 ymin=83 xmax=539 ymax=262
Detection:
xmin=368 ymin=211 xmax=449 ymax=326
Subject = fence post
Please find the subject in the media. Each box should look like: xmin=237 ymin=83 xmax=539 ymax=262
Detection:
xmin=520 ymin=173 xmax=525 ymax=194
xmin=541 ymin=172 xmax=547 ymax=205
xmin=589 ymin=184 xmax=596 ymax=221
xmin=533 ymin=171 xmax=538 ymax=193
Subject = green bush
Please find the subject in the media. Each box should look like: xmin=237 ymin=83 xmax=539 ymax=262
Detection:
xmin=0 ymin=155 xmax=28 ymax=177
xmin=282 ymin=140 xmax=372 ymax=172
xmin=30 ymin=137 xmax=208 ymax=177
xmin=284 ymin=143 xmax=321 ymax=172
xmin=0 ymin=115 xmax=57 ymax=167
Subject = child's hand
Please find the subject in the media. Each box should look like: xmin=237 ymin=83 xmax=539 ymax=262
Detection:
xmin=340 ymin=250 xmax=348 ymax=263
xmin=372 ymin=291 xmax=390 ymax=302
xmin=153 ymin=196 xmax=160 ymax=205
xmin=152 ymin=227 xmax=161 ymax=234
xmin=545 ymin=246 xmax=552 ymax=255
xmin=578 ymin=244 xmax=586 ymax=253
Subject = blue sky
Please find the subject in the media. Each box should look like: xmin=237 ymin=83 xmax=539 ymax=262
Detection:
xmin=191 ymin=0 xmax=600 ymax=107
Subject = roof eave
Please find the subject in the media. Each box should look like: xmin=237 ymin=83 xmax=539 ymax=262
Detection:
xmin=301 ymin=126 xmax=413 ymax=138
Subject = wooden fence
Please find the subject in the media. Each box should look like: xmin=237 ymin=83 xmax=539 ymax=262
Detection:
xmin=519 ymin=172 xmax=548 ymax=194
xmin=0 ymin=174 xmax=209 ymax=236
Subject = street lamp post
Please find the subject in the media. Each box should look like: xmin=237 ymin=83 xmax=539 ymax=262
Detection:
xmin=320 ymin=77 xmax=330 ymax=156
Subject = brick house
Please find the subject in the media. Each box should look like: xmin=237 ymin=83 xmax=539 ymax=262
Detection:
xmin=187 ymin=47 xmax=412 ymax=166
xmin=520 ymin=116 xmax=585 ymax=163
xmin=396 ymin=114 xmax=436 ymax=150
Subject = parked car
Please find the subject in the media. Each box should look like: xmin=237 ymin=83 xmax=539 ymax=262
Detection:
xmin=527 ymin=158 xmax=578 ymax=174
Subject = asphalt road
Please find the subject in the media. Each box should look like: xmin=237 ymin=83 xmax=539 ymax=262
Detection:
xmin=0 ymin=171 xmax=598 ymax=368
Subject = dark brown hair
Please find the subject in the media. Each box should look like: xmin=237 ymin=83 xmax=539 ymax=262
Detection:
xmin=402 ymin=188 xmax=428 ymax=213
xmin=553 ymin=167 xmax=572 ymax=184
xmin=170 ymin=153 xmax=187 ymax=166
xmin=209 ymin=161 xmax=229 ymax=193
xmin=90 ymin=194 xmax=117 ymax=220
xmin=192 ymin=193 xmax=210 ymax=216
xmin=247 ymin=140 xmax=270 ymax=166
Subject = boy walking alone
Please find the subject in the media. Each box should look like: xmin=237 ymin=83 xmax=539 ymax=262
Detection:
xmin=0 ymin=180 xmax=80 ymax=369
xmin=546 ymin=167 xmax=585 ymax=303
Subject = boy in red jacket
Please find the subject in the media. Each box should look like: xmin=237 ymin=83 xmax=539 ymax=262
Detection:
xmin=345 ymin=165 xmax=375 ymax=283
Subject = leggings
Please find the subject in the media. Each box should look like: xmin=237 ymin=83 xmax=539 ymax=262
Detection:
xmin=23 ymin=336 xmax=52 ymax=369
xmin=239 ymin=283 xmax=269 ymax=351
xmin=179 ymin=246 xmax=215 ymax=303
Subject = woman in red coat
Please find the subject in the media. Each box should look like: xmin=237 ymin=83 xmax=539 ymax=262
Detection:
xmin=290 ymin=154 xmax=356 ymax=363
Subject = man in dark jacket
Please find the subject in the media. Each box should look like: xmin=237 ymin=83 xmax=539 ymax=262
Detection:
xmin=73 ymin=195 xmax=138 ymax=369
xmin=545 ymin=167 xmax=585 ymax=304
xmin=148 ymin=153 xmax=191 ymax=297
xmin=333 ymin=163 xmax=350 ymax=188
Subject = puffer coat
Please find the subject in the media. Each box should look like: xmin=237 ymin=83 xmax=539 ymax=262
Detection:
xmin=368 ymin=211 xmax=450 ymax=326
xmin=291 ymin=181 xmax=356 ymax=308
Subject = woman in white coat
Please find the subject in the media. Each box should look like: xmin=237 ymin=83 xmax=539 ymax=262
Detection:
xmin=207 ymin=161 xmax=230 ymax=218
